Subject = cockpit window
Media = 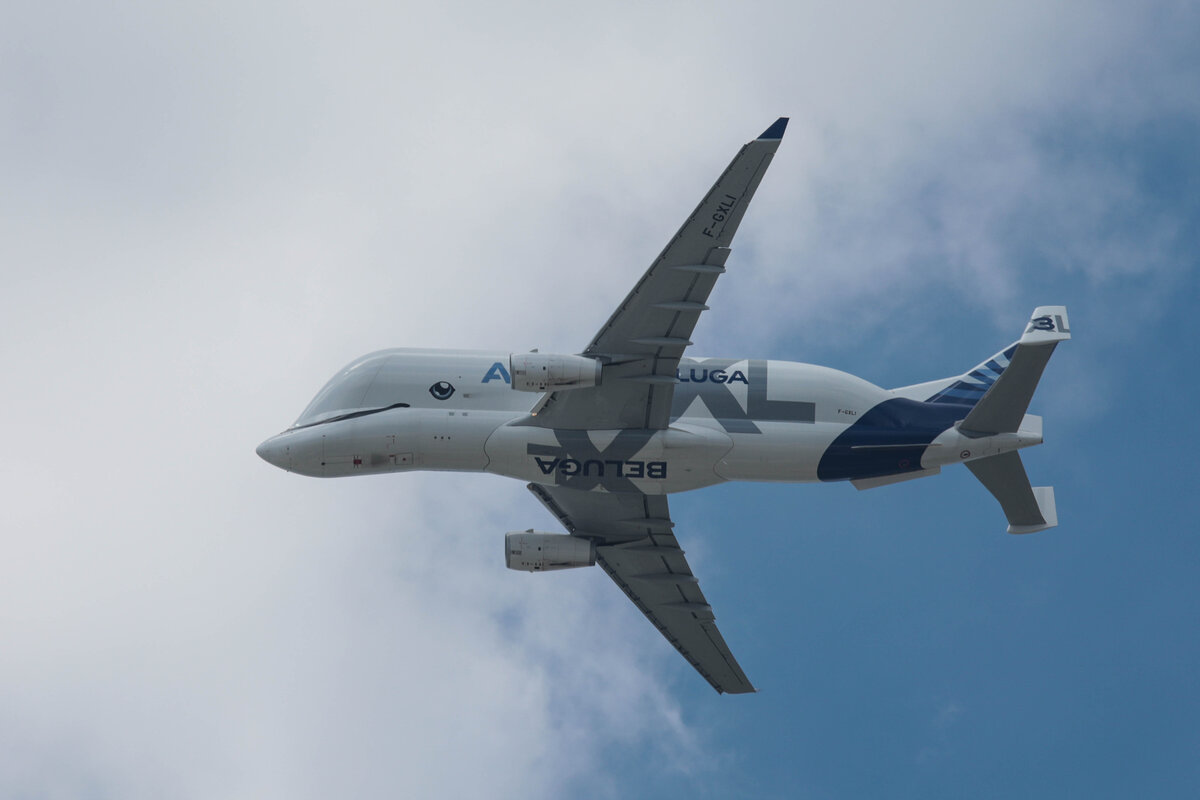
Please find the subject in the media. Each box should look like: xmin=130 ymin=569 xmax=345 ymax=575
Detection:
xmin=292 ymin=352 xmax=396 ymax=428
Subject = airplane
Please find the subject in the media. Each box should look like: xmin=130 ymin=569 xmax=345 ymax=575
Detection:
xmin=256 ymin=117 xmax=1070 ymax=694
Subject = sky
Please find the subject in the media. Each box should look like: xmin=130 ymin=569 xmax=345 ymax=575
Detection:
xmin=2 ymin=1 xmax=1198 ymax=797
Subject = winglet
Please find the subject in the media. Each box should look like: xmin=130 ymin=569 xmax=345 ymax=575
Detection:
xmin=1019 ymin=306 xmax=1071 ymax=346
xmin=758 ymin=117 xmax=789 ymax=140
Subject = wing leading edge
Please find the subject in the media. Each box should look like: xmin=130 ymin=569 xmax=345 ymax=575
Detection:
xmin=528 ymin=483 xmax=755 ymax=694
xmin=529 ymin=118 xmax=788 ymax=430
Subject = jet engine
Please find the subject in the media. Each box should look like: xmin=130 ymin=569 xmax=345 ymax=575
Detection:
xmin=505 ymin=531 xmax=596 ymax=572
xmin=509 ymin=353 xmax=601 ymax=392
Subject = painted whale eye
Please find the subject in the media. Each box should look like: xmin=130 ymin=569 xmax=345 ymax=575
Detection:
xmin=429 ymin=381 xmax=455 ymax=400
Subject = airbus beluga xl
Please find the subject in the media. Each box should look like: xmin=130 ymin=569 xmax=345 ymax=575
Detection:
xmin=257 ymin=118 xmax=1069 ymax=693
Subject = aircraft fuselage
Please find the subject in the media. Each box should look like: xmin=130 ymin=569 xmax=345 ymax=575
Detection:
xmin=256 ymin=349 xmax=1042 ymax=494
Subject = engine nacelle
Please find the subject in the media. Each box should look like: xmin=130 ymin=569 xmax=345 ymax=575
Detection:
xmin=505 ymin=531 xmax=596 ymax=572
xmin=509 ymin=353 xmax=601 ymax=393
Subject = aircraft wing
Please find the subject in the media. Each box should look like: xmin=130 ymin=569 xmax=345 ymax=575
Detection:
xmin=528 ymin=483 xmax=755 ymax=694
xmin=529 ymin=118 xmax=788 ymax=430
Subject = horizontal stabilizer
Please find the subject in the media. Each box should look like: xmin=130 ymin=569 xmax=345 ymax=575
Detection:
xmin=966 ymin=451 xmax=1057 ymax=533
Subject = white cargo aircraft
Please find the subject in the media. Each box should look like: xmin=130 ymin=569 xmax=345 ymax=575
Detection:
xmin=257 ymin=118 xmax=1070 ymax=694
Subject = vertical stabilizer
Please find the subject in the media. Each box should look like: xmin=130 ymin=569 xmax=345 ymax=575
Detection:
xmin=959 ymin=307 xmax=1069 ymax=435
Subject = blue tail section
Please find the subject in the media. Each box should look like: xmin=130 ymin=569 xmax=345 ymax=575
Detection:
xmin=818 ymin=342 xmax=1021 ymax=483
xmin=924 ymin=344 xmax=1018 ymax=407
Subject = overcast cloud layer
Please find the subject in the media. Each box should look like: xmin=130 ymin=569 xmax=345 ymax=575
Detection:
xmin=2 ymin=2 xmax=1198 ymax=798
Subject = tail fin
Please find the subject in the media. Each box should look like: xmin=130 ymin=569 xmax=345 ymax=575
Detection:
xmin=891 ymin=306 xmax=1070 ymax=533
xmin=891 ymin=339 xmax=1025 ymax=408
xmin=966 ymin=452 xmax=1058 ymax=533
xmin=959 ymin=306 xmax=1070 ymax=434
xmin=892 ymin=306 xmax=1070 ymax=430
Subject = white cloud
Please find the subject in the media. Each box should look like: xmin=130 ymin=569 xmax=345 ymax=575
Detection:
xmin=1 ymin=1 xmax=1196 ymax=797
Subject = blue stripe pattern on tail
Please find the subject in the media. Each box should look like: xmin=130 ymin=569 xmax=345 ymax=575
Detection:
xmin=926 ymin=344 xmax=1018 ymax=406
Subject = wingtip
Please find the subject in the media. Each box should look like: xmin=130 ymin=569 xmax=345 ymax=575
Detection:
xmin=757 ymin=117 xmax=789 ymax=140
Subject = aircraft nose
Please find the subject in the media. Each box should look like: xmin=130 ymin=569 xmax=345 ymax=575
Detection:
xmin=256 ymin=435 xmax=290 ymax=471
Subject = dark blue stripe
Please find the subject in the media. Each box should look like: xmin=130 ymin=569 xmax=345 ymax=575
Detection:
xmin=818 ymin=398 xmax=962 ymax=482
xmin=927 ymin=383 xmax=987 ymax=404
xmin=937 ymin=390 xmax=987 ymax=402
